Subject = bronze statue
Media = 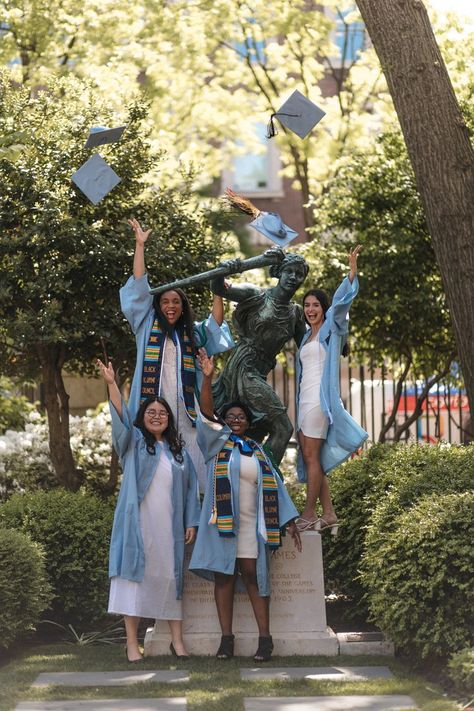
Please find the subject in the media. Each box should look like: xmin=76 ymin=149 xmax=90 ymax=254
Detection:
xmin=211 ymin=249 xmax=309 ymax=464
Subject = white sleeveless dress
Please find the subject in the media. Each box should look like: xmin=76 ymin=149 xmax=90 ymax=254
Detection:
xmin=298 ymin=338 xmax=329 ymax=439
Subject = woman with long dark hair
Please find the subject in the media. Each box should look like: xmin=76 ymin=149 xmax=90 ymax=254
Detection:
xmin=121 ymin=219 xmax=234 ymax=492
xmin=295 ymin=246 xmax=368 ymax=533
xmin=97 ymin=358 xmax=200 ymax=662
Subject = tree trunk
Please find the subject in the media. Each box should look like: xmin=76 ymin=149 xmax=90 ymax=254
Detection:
xmin=355 ymin=0 xmax=474 ymax=417
xmin=38 ymin=345 xmax=81 ymax=491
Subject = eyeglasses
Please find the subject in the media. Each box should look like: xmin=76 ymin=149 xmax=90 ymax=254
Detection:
xmin=144 ymin=409 xmax=169 ymax=419
xmin=224 ymin=414 xmax=248 ymax=422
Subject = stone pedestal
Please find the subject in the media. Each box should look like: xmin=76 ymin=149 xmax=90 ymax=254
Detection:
xmin=145 ymin=531 xmax=338 ymax=656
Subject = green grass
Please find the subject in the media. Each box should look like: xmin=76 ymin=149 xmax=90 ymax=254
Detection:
xmin=0 ymin=643 xmax=460 ymax=711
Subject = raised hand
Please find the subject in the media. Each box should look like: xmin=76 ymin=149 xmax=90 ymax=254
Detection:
xmin=128 ymin=218 xmax=152 ymax=246
xmin=348 ymin=244 xmax=362 ymax=281
xmin=263 ymin=246 xmax=285 ymax=264
xmin=96 ymin=358 xmax=115 ymax=384
xmin=197 ymin=348 xmax=214 ymax=378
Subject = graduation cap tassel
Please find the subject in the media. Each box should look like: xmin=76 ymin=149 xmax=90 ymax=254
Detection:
xmin=266 ymin=112 xmax=301 ymax=139
xmin=223 ymin=188 xmax=260 ymax=218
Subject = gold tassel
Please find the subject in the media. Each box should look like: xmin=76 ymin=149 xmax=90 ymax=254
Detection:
xmin=222 ymin=187 xmax=260 ymax=218
xmin=209 ymin=507 xmax=217 ymax=525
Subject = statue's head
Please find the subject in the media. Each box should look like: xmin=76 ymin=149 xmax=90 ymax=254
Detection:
xmin=269 ymin=253 xmax=309 ymax=294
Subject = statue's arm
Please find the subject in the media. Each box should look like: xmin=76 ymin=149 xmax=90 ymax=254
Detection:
xmin=210 ymin=273 xmax=261 ymax=303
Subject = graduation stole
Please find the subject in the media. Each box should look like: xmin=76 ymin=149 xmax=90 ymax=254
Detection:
xmin=210 ymin=436 xmax=281 ymax=550
xmin=140 ymin=319 xmax=197 ymax=421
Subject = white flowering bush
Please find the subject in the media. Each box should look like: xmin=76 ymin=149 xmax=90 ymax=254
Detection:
xmin=0 ymin=404 xmax=116 ymax=500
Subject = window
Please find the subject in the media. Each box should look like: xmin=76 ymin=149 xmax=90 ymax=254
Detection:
xmin=326 ymin=6 xmax=367 ymax=66
xmin=222 ymin=123 xmax=283 ymax=198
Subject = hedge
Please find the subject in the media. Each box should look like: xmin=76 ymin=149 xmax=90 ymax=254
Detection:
xmin=321 ymin=443 xmax=474 ymax=618
xmin=360 ymin=491 xmax=474 ymax=661
xmin=0 ymin=527 xmax=51 ymax=649
xmin=0 ymin=489 xmax=114 ymax=628
xmin=448 ymin=647 xmax=474 ymax=695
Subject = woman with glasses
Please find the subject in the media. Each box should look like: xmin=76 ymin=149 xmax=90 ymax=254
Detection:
xmin=189 ymin=350 xmax=301 ymax=663
xmin=121 ymin=218 xmax=234 ymax=493
xmin=97 ymin=358 xmax=200 ymax=662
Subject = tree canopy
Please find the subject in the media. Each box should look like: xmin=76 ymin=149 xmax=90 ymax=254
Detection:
xmin=0 ymin=72 xmax=226 ymax=488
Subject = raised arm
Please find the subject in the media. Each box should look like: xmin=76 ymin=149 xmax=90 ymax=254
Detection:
xmin=211 ymin=293 xmax=224 ymax=326
xmin=348 ymin=244 xmax=362 ymax=283
xmin=329 ymin=245 xmax=362 ymax=332
xmin=196 ymin=348 xmax=215 ymax=418
xmin=96 ymin=359 xmax=122 ymax=418
xmin=128 ymin=218 xmax=152 ymax=279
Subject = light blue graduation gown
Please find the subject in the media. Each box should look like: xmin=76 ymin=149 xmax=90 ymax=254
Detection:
xmin=108 ymin=399 xmax=201 ymax=597
xmin=296 ymin=276 xmax=368 ymax=480
xmin=120 ymin=273 xmax=235 ymax=419
xmin=189 ymin=416 xmax=299 ymax=597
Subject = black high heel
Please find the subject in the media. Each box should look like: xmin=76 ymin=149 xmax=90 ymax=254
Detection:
xmin=253 ymin=635 xmax=273 ymax=662
xmin=216 ymin=634 xmax=235 ymax=659
xmin=125 ymin=645 xmax=143 ymax=663
xmin=170 ymin=642 xmax=190 ymax=660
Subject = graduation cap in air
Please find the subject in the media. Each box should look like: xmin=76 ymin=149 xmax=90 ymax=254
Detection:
xmin=71 ymin=153 xmax=121 ymax=205
xmin=84 ymin=125 xmax=126 ymax=149
xmin=249 ymin=211 xmax=299 ymax=247
xmin=267 ymin=90 xmax=326 ymax=139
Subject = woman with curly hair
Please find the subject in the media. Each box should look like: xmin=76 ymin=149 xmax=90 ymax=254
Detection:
xmin=121 ymin=218 xmax=234 ymax=492
xmin=97 ymin=358 xmax=200 ymax=662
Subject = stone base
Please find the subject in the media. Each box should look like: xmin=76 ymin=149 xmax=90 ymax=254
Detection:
xmin=337 ymin=632 xmax=395 ymax=656
xmin=144 ymin=628 xmax=338 ymax=657
xmin=145 ymin=531 xmax=339 ymax=657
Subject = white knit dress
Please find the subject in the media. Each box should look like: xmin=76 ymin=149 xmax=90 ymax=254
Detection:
xmin=108 ymin=451 xmax=182 ymax=620
xmin=235 ymin=451 xmax=259 ymax=559
xmin=298 ymin=338 xmax=329 ymax=439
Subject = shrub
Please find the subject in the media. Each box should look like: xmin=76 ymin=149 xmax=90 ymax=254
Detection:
xmin=360 ymin=491 xmax=474 ymax=662
xmin=0 ymin=377 xmax=35 ymax=434
xmin=448 ymin=647 xmax=474 ymax=695
xmin=0 ymin=527 xmax=51 ymax=649
xmin=321 ymin=443 xmax=474 ymax=618
xmin=320 ymin=443 xmax=399 ymax=613
xmin=0 ymin=405 xmax=116 ymax=500
xmin=365 ymin=443 xmax=474 ymax=537
xmin=0 ymin=489 xmax=115 ymax=628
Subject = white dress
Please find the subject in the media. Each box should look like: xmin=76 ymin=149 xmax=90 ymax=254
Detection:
xmin=108 ymin=451 xmax=182 ymax=620
xmin=159 ymin=336 xmax=207 ymax=492
xmin=235 ymin=451 xmax=259 ymax=559
xmin=298 ymin=338 xmax=329 ymax=439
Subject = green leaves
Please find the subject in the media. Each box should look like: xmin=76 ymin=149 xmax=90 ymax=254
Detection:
xmin=0 ymin=72 xmax=225 ymax=383
xmin=302 ymin=130 xmax=455 ymax=378
xmin=0 ymin=527 xmax=51 ymax=650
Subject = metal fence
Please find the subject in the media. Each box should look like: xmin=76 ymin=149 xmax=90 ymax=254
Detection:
xmin=269 ymin=350 xmax=470 ymax=445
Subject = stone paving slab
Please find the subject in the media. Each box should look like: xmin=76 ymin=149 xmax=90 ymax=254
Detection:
xmin=244 ymin=696 xmax=417 ymax=711
xmin=241 ymin=665 xmax=394 ymax=681
xmin=16 ymin=700 xmax=186 ymax=711
xmin=32 ymin=671 xmax=189 ymax=688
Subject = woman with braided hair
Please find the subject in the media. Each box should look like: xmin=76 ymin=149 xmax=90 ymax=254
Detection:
xmin=189 ymin=350 xmax=301 ymax=662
